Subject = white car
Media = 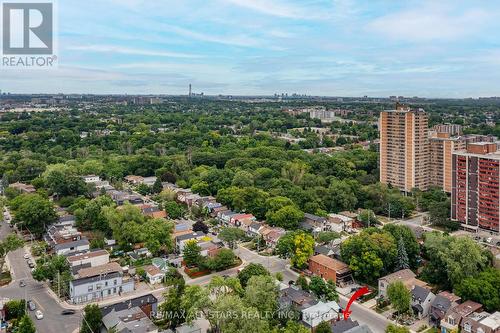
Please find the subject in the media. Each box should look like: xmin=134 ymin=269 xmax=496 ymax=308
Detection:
xmin=24 ymin=254 xmax=30 ymax=260
xmin=35 ymin=310 xmax=44 ymax=320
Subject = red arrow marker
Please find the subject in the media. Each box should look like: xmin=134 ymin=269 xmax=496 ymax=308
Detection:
xmin=343 ymin=286 xmax=370 ymax=320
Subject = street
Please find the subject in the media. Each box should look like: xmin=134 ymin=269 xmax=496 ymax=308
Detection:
xmin=1 ymin=218 xmax=81 ymax=333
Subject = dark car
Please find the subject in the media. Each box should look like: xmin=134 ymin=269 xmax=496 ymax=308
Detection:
xmin=27 ymin=300 xmax=36 ymax=311
xmin=61 ymin=309 xmax=76 ymax=315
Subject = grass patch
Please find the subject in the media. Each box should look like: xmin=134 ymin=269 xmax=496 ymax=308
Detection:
xmin=0 ymin=271 xmax=12 ymax=286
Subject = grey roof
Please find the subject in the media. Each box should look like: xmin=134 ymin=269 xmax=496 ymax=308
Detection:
xmin=315 ymin=245 xmax=332 ymax=256
xmin=176 ymin=232 xmax=206 ymax=242
xmin=70 ymin=271 xmax=121 ymax=287
xmin=344 ymin=324 xmax=375 ymax=333
xmin=304 ymin=213 xmax=327 ymax=222
xmin=102 ymin=307 xmax=157 ymax=333
xmin=58 ymin=215 xmax=76 ymax=222
xmin=54 ymin=238 xmax=89 ymax=251
xmin=432 ymin=295 xmax=452 ymax=311
xmin=331 ymin=318 xmax=359 ymax=333
xmin=412 ymin=285 xmax=432 ymax=302
xmin=71 ymin=263 xmax=91 ymax=275
xmin=101 ymin=294 xmax=158 ymax=316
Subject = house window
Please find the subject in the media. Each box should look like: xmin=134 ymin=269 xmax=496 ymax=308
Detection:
xmin=447 ymin=318 xmax=455 ymax=325
xmin=464 ymin=323 xmax=471 ymax=333
xmin=105 ymin=281 xmax=108 ymax=286
xmin=114 ymin=280 xmax=117 ymax=285
xmin=96 ymin=283 xmax=102 ymax=290
xmin=88 ymin=285 xmax=93 ymax=292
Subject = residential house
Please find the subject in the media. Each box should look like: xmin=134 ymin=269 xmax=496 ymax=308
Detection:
xmin=101 ymin=294 xmax=158 ymax=333
xmin=124 ymin=175 xmax=144 ymax=185
xmin=140 ymin=205 xmax=167 ymax=219
xmin=461 ymin=311 xmax=500 ymax=333
xmin=151 ymin=257 xmax=169 ymax=271
xmin=230 ymin=213 xmax=255 ymax=227
xmin=142 ymin=176 xmax=157 ymax=187
xmin=441 ymin=300 xmax=483 ymax=333
xmin=129 ymin=248 xmax=152 ymax=261
xmin=217 ymin=210 xmax=238 ymax=225
xmin=198 ymin=240 xmax=221 ymax=257
xmin=301 ymin=300 xmax=341 ymax=331
xmin=328 ymin=213 xmax=353 ymax=233
xmin=0 ymin=297 xmax=9 ymax=324
xmin=82 ymin=175 xmax=100 ymax=183
xmin=331 ymin=319 xmax=361 ymax=333
xmin=167 ymin=323 xmax=204 ymax=333
xmin=54 ymin=238 xmax=90 ymax=256
xmin=247 ymin=222 xmax=264 ymax=238
xmin=144 ymin=265 xmax=164 ymax=285
xmin=57 ymin=214 xmax=76 ymax=227
xmin=9 ymin=182 xmax=36 ymax=194
xmin=259 ymin=225 xmax=285 ymax=248
xmin=411 ymin=285 xmax=436 ymax=319
xmin=176 ymin=232 xmax=207 ymax=253
xmin=308 ymin=254 xmax=353 ymax=287
xmin=314 ymin=245 xmax=336 ymax=258
xmin=429 ymin=291 xmax=462 ymax=327
xmin=210 ymin=206 xmax=229 ymax=218
xmin=173 ymin=222 xmax=193 ymax=239
xmin=66 ymin=249 xmax=109 ymax=268
xmin=69 ymin=262 xmax=135 ymax=304
xmin=279 ymin=286 xmax=318 ymax=312
xmin=301 ymin=213 xmax=328 ymax=234
xmin=378 ymin=269 xmax=427 ymax=299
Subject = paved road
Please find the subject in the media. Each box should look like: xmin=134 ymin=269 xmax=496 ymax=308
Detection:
xmin=234 ymin=245 xmax=389 ymax=333
xmin=1 ymin=219 xmax=81 ymax=333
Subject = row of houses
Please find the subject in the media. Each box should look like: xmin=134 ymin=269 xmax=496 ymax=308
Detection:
xmin=279 ymin=285 xmax=373 ymax=333
xmin=377 ymin=269 xmax=500 ymax=333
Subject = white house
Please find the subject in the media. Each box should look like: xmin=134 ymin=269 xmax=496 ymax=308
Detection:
xmin=301 ymin=301 xmax=341 ymax=330
xmin=66 ymin=249 xmax=110 ymax=268
xmin=144 ymin=265 xmax=164 ymax=285
xmin=82 ymin=175 xmax=101 ymax=183
xmin=411 ymin=285 xmax=435 ymax=319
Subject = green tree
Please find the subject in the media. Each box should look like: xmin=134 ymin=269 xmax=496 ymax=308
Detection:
xmin=387 ymin=281 xmax=411 ymax=314
xmin=76 ymin=195 xmax=115 ymax=233
xmin=237 ymin=263 xmax=270 ymax=287
xmin=160 ymin=275 xmax=186 ymax=329
xmin=164 ymin=201 xmax=184 ymax=219
xmin=11 ymin=194 xmax=57 ymax=236
xmin=358 ymin=209 xmax=378 ymax=227
xmin=315 ymin=321 xmax=332 ymax=333
xmin=296 ymin=275 xmax=309 ymax=291
xmin=218 ymin=227 xmax=246 ymax=249
xmin=17 ymin=315 xmax=36 ymax=333
xmin=454 ymin=268 xmax=500 ymax=312
xmin=244 ymin=275 xmax=278 ymax=317
xmin=43 ymin=164 xmax=87 ymax=197
xmin=396 ymin=237 xmax=410 ymax=270
xmin=183 ymin=240 xmax=202 ymax=267
xmin=207 ymin=248 xmax=236 ymax=271
xmin=316 ymin=231 xmax=340 ymax=244
xmin=0 ymin=234 xmax=24 ymax=272
xmin=290 ymin=232 xmax=314 ymax=269
xmin=422 ymin=233 xmax=489 ymax=289
xmin=278 ymin=321 xmax=309 ymax=333
xmin=80 ymin=304 xmax=102 ymax=333
xmin=266 ymin=205 xmax=304 ymax=229
xmin=152 ymin=177 xmax=163 ymax=194
xmin=386 ymin=324 xmax=410 ymax=333
xmin=309 ymin=276 xmax=339 ymax=301
xmin=5 ymin=299 xmax=26 ymax=320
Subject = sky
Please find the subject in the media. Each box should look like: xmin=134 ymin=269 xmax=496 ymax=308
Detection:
xmin=2 ymin=0 xmax=500 ymax=97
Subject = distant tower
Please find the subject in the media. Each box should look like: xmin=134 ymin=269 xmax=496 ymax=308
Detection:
xmin=189 ymin=84 xmax=192 ymax=97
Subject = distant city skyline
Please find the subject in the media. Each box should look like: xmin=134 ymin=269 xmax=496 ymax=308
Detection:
xmin=1 ymin=0 xmax=500 ymax=97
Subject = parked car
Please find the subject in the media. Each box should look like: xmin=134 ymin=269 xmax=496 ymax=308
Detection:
xmin=23 ymin=253 xmax=30 ymax=260
xmin=27 ymin=300 xmax=36 ymax=311
xmin=28 ymin=261 xmax=35 ymax=268
xmin=19 ymin=280 xmax=26 ymax=287
xmin=61 ymin=309 xmax=76 ymax=315
xmin=35 ymin=310 xmax=44 ymax=320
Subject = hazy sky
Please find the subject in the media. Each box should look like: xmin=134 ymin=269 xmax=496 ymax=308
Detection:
xmin=2 ymin=0 xmax=500 ymax=97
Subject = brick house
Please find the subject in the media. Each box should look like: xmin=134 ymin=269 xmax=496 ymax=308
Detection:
xmin=308 ymin=254 xmax=353 ymax=286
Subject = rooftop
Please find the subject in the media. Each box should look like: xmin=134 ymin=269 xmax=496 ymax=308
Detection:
xmin=309 ymin=254 xmax=350 ymax=273
xmin=77 ymin=262 xmax=122 ymax=278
